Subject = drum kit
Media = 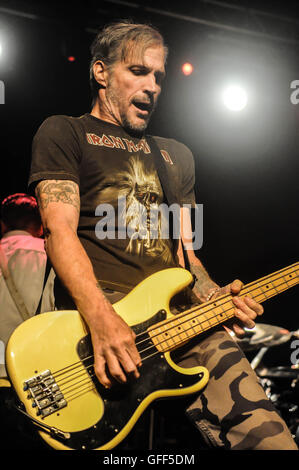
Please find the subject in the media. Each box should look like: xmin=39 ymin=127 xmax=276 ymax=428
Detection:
xmin=236 ymin=323 xmax=299 ymax=444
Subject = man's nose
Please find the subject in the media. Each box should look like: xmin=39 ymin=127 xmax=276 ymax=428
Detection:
xmin=143 ymin=74 xmax=160 ymax=96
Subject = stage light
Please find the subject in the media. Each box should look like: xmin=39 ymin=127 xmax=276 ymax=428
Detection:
xmin=67 ymin=55 xmax=76 ymax=62
xmin=222 ymin=85 xmax=248 ymax=111
xmin=182 ymin=62 xmax=194 ymax=76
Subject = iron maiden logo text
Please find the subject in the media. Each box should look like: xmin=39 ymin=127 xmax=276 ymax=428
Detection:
xmin=86 ymin=132 xmax=151 ymax=153
xmin=95 ymin=197 xmax=203 ymax=251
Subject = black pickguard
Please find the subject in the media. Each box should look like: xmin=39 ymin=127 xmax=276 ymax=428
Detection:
xmin=51 ymin=311 xmax=205 ymax=450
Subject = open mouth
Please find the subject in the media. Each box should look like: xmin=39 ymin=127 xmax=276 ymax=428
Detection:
xmin=132 ymin=100 xmax=152 ymax=116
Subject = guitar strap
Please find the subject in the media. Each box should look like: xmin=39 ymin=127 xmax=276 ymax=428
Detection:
xmin=146 ymin=135 xmax=179 ymax=207
xmin=146 ymin=135 xmax=180 ymax=255
xmin=34 ymin=258 xmax=51 ymax=315
xmin=146 ymin=136 xmax=196 ymax=284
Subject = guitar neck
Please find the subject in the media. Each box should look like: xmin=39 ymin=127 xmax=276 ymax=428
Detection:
xmin=148 ymin=262 xmax=299 ymax=353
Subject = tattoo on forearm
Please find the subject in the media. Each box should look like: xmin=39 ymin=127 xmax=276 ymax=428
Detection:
xmin=189 ymin=263 xmax=218 ymax=301
xmin=36 ymin=180 xmax=80 ymax=212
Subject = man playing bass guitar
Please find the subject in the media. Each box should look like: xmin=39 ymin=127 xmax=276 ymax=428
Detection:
xmin=28 ymin=20 xmax=297 ymax=450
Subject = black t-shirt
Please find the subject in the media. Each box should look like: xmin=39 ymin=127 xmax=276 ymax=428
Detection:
xmin=28 ymin=113 xmax=195 ymax=293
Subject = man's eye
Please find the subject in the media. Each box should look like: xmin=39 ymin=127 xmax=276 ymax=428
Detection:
xmin=131 ymin=68 xmax=145 ymax=75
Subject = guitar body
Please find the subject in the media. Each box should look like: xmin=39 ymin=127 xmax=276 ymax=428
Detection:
xmin=6 ymin=268 xmax=209 ymax=450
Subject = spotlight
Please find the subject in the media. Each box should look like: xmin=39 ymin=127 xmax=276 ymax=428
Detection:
xmin=67 ymin=56 xmax=76 ymax=62
xmin=222 ymin=85 xmax=248 ymax=111
xmin=182 ymin=62 xmax=194 ymax=76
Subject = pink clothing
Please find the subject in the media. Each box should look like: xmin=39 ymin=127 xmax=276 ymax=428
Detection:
xmin=0 ymin=231 xmax=55 ymax=377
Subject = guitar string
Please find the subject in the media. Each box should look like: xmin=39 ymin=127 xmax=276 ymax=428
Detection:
xmin=78 ymin=264 xmax=299 ymax=368
xmin=52 ymin=265 xmax=297 ymax=380
xmin=53 ymin=275 xmax=267 ymax=384
xmin=132 ymin=264 xmax=296 ymax=350
xmin=55 ymin=268 xmax=293 ymax=382
xmin=66 ymin=384 xmax=96 ymax=403
xmin=62 ymin=375 xmax=94 ymax=397
xmin=54 ymin=276 xmax=298 ymax=397
xmin=145 ymin=273 xmax=299 ymax=346
xmin=59 ymin=280 xmax=298 ymax=400
xmin=56 ymin=284 xmax=297 ymax=400
xmin=54 ymin=268 xmax=299 ymax=390
xmin=56 ymin=280 xmax=299 ymax=405
xmin=52 ymin=268 xmax=298 ymax=387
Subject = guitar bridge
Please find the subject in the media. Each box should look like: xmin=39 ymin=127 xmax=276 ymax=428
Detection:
xmin=23 ymin=369 xmax=67 ymax=418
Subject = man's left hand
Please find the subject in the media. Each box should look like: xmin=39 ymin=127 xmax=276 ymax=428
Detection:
xmin=214 ymin=279 xmax=264 ymax=337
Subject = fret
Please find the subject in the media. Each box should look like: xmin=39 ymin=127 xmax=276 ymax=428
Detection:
xmin=242 ymin=265 xmax=297 ymax=296
xmin=255 ymin=285 xmax=297 ymax=304
xmin=272 ymin=267 xmax=298 ymax=289
xmin=269 ymin=281 xmax=280 ymax=295
xmin=176 ymin=315 xmax=198 ymax=346
xmin=174 ymin=322 xmax=190 ymax=343
xmin=197 ymin=312 xmax=212 ymax=331
xmin=243 ymin=266 xmax=299 ymax=303
xmin=199 ymin=302 xmax=221 ymax=326
xmin=189 ymin=316 xmax=199 ymax=336
xmin=214 ymin=299 xmax=233 ymax=322
xmin=208 ymin=302 xmax=224 ymax=321
xmin=283 ymin=273 xmax=299 ymax=287
xmin=272 ymin=276 xmax=285 ymax=291
xmin=259 ymin=278 xmax=279 ymax=299
xmin=165 ymin=321 xmax=180 ymax=347
xmin=188 ymin=315 xmax=204 ymax=335
xmin=153 ymin=325 xmax=173 ymax=352
xmin=277 ymin=283 xmax=294 ymax=298
xmin=181 ymin=313 xmax=201 ymax=338
xmin=242 ymin=284 xmax=264 ymax=302
xmin=151 ymin=316 xmax=193 ymax=352
xmin=256 ymin=281 xmax=272 ymax=301
xmin=196 ymin=299 xmax=232 ymax=332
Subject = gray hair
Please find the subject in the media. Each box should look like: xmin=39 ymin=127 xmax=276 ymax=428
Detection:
xmin=89 ymin=20 xmax=168 ymax=105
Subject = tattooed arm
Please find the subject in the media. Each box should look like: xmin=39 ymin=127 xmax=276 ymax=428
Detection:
xmin=35 ymin=179 xmax=141 ymax=388
xmin=177 ymin=207 xmax=218 ymax=301
xmin=178 ymin=207 xmax=263 ymax=336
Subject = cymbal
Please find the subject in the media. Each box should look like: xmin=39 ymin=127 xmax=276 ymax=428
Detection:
xmin=236 ymin=323 xmax=292 ymax=351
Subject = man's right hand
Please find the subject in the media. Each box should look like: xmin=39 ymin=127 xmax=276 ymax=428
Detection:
xmin=87 ymin=299 xmax=142 ymax=388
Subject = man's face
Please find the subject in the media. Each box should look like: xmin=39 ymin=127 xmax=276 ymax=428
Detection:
xmin=102 ymin=44 xmax=166 ymax=135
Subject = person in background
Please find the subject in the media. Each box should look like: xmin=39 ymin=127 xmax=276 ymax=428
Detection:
xmin=0 ymin=193 xmax=54 ymax=449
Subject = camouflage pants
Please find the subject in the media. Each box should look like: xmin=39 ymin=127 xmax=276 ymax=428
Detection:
xmin=172 ymin=327 xmax=298 ymax=450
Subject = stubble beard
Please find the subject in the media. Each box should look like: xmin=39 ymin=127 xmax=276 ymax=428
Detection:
xmin=106 ymin=83 xmax=152 ymax=137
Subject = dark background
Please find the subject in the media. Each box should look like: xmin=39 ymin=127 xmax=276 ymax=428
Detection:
xmin=0 ymin=0 xmax=298 ymax=376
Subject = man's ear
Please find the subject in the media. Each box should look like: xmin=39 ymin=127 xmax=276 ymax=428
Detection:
xmin=92 ymin=60 xmax=109 ymax=88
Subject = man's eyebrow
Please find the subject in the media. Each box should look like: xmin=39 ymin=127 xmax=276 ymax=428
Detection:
xmin=129 ymin=63 xmax=165 ymax=73
xmin=129 ymin=64 xmax=166 ymax=79
xmin=128 ymin=64 xmax=150 ymax=71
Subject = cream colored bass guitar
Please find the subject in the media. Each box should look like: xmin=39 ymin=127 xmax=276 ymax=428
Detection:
xmin=6 ymin=263 xmax=299 ymax=450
